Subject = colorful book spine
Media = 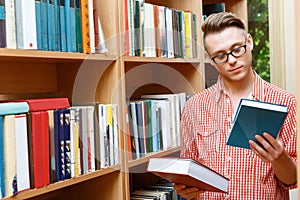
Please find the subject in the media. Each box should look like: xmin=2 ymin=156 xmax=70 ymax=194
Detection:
xmin=54 ymin=109 xmax=65 ymax=181
xmin=69 ymin=0 xmax=77 ymax=52
xmin=63 ymin=109 xmax=72 ymax=179
xmin=47 ymin=0 xmax=56 ymax=51
xmin=0 ymin=0 xmax=6 ymax=48
xmin=40 ymin=0 xmax=48 ymax=50
xmin=80 ymin=0 xmax=91 ymax=53
xmin=59 ymin=0 xmax=67 ymax=51
xmin=75 ymin=0 xmax=82 ymax=52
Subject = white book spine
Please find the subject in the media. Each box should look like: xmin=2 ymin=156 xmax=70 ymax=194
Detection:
xmin=87 ymin=106 xmax=95 ymax=171
xmin=88 ymin=0 xmax=95 ymax=53
xmin=15 ymin=0 xmax=37 ymax=49
xmin=112 ymin=104 xmax=119 ymax=165
xmin=5 ymin=0 xmax=16 ymax=49
xmin=14 ymin=114 xmax=30 ymax=192
xmin=69 ymin=109 xmax=76 ymax=178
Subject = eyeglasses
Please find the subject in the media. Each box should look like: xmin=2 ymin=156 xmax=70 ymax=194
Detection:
xmin=211 ymin=44 xmax=247 ymax=64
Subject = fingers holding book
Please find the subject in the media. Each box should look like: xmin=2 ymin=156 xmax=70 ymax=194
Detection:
xmin=173 ymin=183 xmax=205 ymax=200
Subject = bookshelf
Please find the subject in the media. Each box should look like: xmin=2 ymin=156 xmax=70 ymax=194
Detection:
xmin=0 ymin=0 xmax=247 ymax=199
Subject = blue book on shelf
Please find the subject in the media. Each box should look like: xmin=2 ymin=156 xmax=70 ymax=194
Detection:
xmin=69 ymin=0 xmax=77 ymax=52
xmin=54 ymin=109 xmax=65 ymax=181
xmin=0 ymin=116 xmax=5 ymax=198
xmin=63 ymin=109 xmax=71 ymax=179
xmin=54 ymin=0 xmax=61 ymax=51
xmin=41 ymin=0 xmax=48 ymax=50
xmin=59 ymin=0 xmax=67 ymax=51
xmin=47 ymin=0 xmax=56 ymax=51
xmin=35 ymin=1 xmax=42 ymax=49
xmin=0 ymin=102 xmax=29 ymax=115
xmin=0 ymin=1 xmax=6 ymax=48
xmin=64 ymin=0 xmax=71 ymax=52
xmin=226 ymin=99 xmax=288 ymax=149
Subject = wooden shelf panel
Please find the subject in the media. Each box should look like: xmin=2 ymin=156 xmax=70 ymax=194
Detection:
xmin=127 ymin=146 xmax=180 ymax=169
xmin=4 ymin=166 xmax=121 ymax=200
xmin=0 ymin=48 xmax=117 ymax=63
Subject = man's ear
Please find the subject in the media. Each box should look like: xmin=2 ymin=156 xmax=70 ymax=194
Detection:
xmin=247 ymin=33 xmax=254 ymax=51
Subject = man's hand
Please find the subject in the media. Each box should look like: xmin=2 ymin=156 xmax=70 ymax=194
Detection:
xmin=173 ymin=184 xmax=204 ymax=200
xmin=249 ymin=132 xmax=297 ymax=185
xmin=249 ymin=132 xmax=284 ymax=163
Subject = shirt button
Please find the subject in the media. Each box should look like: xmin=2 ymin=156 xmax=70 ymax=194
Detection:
xmin=224 ymin=194 xmax=230 ymax=199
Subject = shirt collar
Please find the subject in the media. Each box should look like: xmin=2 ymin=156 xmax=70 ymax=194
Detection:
xmin=213 ymin=70 xmax=264 ymax=102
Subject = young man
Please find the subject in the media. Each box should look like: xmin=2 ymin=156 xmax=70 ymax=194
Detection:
xmin=174 ymin=12 xmax=297 ymax=199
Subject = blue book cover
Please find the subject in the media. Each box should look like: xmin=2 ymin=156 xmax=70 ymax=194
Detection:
xmin=59 ymin=0 xmax=66 ymax=51
xmin=35 ymin=0 xmax=42 ymax=49
xmin=47 ymin=0 xmax=56 ymax=51
xmin=227 ymin=99 xmax=288 ymax=149
xmin=54 ymin=0 xmax=60 ymax=51
xmin=69 ymin=0 xmax=76 ymax=52
xmin=0 ymin=102 xmax=29 ymax=115
xmin=63 ymin=109 xmax=71 ymax=179
xmin=64 ymin=0 xmax=71 ymax=52
xmin=0 ymin=116 xmax=5 ymax=197
xmin=40 ymin=0 xmax=48 ymax=50
xmin=0 ymin=0 xmax=6 ymax=48
xmin=54 ymin=109 xmax=65 ymax=181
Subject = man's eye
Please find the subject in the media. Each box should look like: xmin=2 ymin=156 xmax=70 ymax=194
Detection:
xmin=233 ymin=47 xmax=242 ymax=53
xmin=216 ymin=54 xmax=227 ymax=60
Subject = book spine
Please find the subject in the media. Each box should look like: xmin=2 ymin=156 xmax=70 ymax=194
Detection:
xmin=14 ymin=114 xmax=30 ymax=193
xmin=54 ymin=0 xmax=60 ymax=51
xmin=75 ymin=0 xmax=82 ymax=52
xmin=5 ymin=0 xmax=17 ymax=49
xmin=70 ymin=0 xmax=77 ymax=52
xmin=59 ymin=0 xmax=67 ymax=51
xmin=65 ymin=0 xmax=72 ymax=52
xmin=80 ymin=0 xmax=90 ymax=53
xmin=47 ymin=0 xmax=56 ymax=51
xmin=40 ymin=0 xmax=48 ymax=50
xmin=15 ymin=0 xmax=37 ymax=49
xmin=0 ymin=0 xmax=6 ymax=48
xmin=35 ymin=0 xmax=42 ymax=49
xmin=40 ymin=111 xmax=50 ymax=187
xmin=88 ymin=0 xmax=95 ymax=53
xmin=54 ymin=110 xmax=65 ymax=181
xmin=63 ymin=109 xmax=72 ymax=179
xmin=3 ymin=115 xmax=17 ymax=196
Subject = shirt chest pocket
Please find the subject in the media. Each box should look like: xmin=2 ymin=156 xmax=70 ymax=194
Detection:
xmin=194 ymin=123 xmax=220 ymax=159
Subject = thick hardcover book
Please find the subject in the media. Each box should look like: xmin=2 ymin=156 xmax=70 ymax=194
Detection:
xmin=80 ymin=0 xmax=91 ymax=53
xmin=227 ymin=98 xmax=288 ymax=149
xmin=15 ymin=0 xmax=37 ymax=49
xmin=0 ymin=102 xmax=29 ymax=115
xmin=75 ymin=0 xmax=82 ymax=52
xmin=3 ymin=115 xmax=17 ymax=197
xmin=5 ymin=0 xmax=17 ymax=49
xmin=40 ymin=0 xmax=49 ymax=50
xmin=47 ymin=0 xmax=56 ymax=51
xmin=54 ymin=109 xmax=65 ymax=181
xmin=59 ymin=0 xmax=67 ymax=51
xmin=27 ymin=111 xmax=50 ymax=188
xmin=147 ymin=157 xmax=229 ymax=193
xmin=14 ymin=114 xmax=30 ymax=193
xmin=7 ymin=98 xmax=70 ymax=112
xmin=0 ymin=116 xmax=5 ymax=198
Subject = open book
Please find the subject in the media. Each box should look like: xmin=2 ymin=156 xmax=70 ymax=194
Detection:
xmin=147 ymin=157 xmax=229 ymax=193
xmin=227 ymin=98 xmax=288 ymax=149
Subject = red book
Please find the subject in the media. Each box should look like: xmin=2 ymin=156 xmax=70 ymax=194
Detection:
xmin=147 ymin=157 xmax=229 ymax=193
xmin=27 ymin=111 xmax=50 ymax=188
xmin=7 ymin=98 xmax=70 ymax=112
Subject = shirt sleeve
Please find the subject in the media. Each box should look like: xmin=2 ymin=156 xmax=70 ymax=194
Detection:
xmin=277 ymin=96 xmax=297 ymax=190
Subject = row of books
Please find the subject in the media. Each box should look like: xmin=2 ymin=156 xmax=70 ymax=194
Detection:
xmin=0 ymin=98 xmax=119 ymax=198
xmin=126 ymin=93 xmax=186 ymax=160
xmin=124 ymin=0 xmax=197 ymax=58
xmin=131 ymin=180 xmax=183 ymax=200
xmin=0 ymin=0 xmax=107 ymax=54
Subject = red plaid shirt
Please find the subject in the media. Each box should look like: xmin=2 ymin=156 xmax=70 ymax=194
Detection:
xmin=180 ymin=71 xmax=297 ymax=199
